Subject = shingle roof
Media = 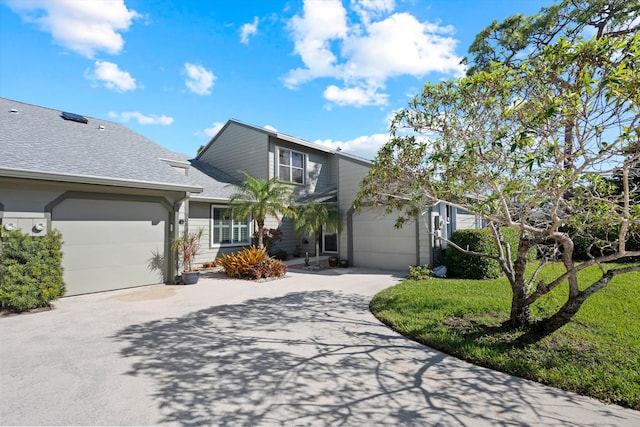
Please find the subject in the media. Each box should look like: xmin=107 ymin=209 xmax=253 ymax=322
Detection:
xmin=0 ymin=97 xmax=201 ymax=192
xmin=188 ymin=159 xmax=239 ymax=201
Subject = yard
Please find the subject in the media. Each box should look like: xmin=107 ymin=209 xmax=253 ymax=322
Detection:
xmin=370 ymin=263 xmax=640 ymax=410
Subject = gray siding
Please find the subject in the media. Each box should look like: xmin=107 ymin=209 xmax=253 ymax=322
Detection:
xmin=268 ymin=137 xmax=333 ymax=198
xmin=456 ymin=210 xmax=477 ymax=230
xmin=189 ymin=201 xmax=247 ymax=263
xmin=199 ymin=122 xmax=269 ymax=181
xmin=1 ymin=178 xmax=185 ymax=295
xmin=417 ymin=213 xmax=432 ymax=267
xmin=337 ymin=157 xmax=370 ymax=257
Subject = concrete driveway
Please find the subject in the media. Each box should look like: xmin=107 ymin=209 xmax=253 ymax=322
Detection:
xmin=1 ymin=267 xmax=639 ymax=426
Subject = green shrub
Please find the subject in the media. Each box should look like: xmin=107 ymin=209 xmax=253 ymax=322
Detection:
xmin=252 ymin=228 xmax=282 ymax=252
xmin=216 ymin=246 xmax=287 ymax=280
xmin=446 ymin=227 xmax=534 ymax=279
xmin=0 ymin=229 xmax=66 ymax=312
xmin=271 ymin=248 xmax=288 ymax=261
xmin=408 ymin=265 xmax=432 ymax=280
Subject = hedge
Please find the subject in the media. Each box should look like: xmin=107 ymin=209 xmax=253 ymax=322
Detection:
xmin=0 ymin=229 xmax=66 ymax=312
xmin=445 ymin=227 xmax=535 ymax=280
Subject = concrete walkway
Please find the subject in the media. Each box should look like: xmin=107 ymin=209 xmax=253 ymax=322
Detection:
xmin=1 ymin=267 xmax=638 ymax=426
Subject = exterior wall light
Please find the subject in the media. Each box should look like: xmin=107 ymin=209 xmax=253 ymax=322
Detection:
xmin=33 ymin=223 xmax=45 ymax=233
xmin=4 ymin=223 xmax=17 ymax=231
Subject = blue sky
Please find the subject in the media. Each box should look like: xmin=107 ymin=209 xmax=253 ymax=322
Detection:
xmin=0 ymin=0 xmax=553 ymax=160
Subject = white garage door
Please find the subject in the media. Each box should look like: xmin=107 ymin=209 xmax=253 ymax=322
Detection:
xmin=351 ymin=208 xmax=417 ymax=271
xmin=52 ymin=198 xmax=167 ymax=296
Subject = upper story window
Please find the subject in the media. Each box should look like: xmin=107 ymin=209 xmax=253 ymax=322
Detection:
xmin=211 ymin=207 xmax=250 ymax=246
xmin=277 ymin=147 xmax=305 ymax=184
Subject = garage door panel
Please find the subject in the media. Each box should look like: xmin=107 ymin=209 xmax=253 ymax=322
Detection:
xmin=352 ymin=209 xmax=416 ymax=271
xmin=57 ymin=221 xmax=165 ymax=245
xmin=52 ymin=198 xmax=167 ymax=296
xmin=60 ymin=242 xmax=164 ymax=268
xmin=64 ymin=264 xmax=164 ymax=295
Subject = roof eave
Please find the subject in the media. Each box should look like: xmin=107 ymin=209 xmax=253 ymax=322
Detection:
xmin=0 ymin=167 xmax=203 ymax=193
xmin=189 ymin=195 xmax=232 ymax=203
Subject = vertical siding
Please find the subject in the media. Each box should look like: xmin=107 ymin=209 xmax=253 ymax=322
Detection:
xmin=417 ymin=212 xmax=432 ymax=266
xmin=199 ymin=122 xmax=269 ymax=181
xmin=337 ymin=157 xmax=370 ymax=257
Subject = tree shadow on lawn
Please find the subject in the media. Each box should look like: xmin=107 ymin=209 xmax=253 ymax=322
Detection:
xmin=111 ymin=290 xmax=626 ymax=426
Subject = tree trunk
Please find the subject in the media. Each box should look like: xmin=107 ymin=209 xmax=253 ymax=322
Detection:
xmin=257 ymin=219 xmax=265 ymax=248
xmin=536 ymin=270 xmax=614 ymax=335
xmin=508 ymin=285 xmax=532 ymax=327
xmin=315 ymin=231 xmax=321 ymax=267
xmin=508 ymin=244 xmax=534 ymax=327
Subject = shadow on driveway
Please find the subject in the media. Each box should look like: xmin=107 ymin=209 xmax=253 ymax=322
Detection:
xmin=111 ymin=289 xmax=629 ymax=426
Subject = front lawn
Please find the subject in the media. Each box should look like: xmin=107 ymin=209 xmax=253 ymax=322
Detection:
xmin=370 ymin=263 xmax=640 ymax=410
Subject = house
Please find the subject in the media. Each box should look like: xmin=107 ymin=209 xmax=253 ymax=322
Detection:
xmin=0 ymin=98 xmax=231 ymax=296
xmin=1 ymin=98 xmax=477 ymax=297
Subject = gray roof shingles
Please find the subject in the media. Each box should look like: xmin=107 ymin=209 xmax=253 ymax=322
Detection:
xmin=0 ymin=98 xmax=232 ymax=197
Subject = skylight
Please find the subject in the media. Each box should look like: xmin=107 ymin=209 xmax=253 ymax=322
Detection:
xmin=61 ymin=111 xmax=88 ymax=124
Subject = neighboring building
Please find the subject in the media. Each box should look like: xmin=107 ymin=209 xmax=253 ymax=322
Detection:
xmin=1 ymin=98 xmax=477 ymax=297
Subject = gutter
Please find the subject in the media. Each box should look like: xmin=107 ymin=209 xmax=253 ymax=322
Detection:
xmin=0 ymin=167 xmax=203 ymax=193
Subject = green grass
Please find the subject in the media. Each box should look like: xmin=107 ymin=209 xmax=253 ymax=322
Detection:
xmin=370 ymin=263 xmax=640 ymax=409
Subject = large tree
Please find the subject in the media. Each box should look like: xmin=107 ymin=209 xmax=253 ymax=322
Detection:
xmin=357 ymin=34 xmax=640 ymax=336
xmin=228 ymin=171 xmax=296 ymax=249
xmin=466 ymin=0 xmax=639 ymax=170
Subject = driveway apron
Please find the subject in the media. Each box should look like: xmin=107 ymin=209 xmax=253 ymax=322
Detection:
xmin=1 ymin=268 xmax=639 ymax=426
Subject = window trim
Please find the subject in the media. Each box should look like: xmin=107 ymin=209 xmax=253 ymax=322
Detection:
xmin=210 ymin=205 xmax=252 ymax=247
xmin=276 ymin=146 xmax=306 ymax=185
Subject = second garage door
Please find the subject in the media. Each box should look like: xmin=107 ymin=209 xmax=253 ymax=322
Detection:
xmin=351 ymin=208 xmax=417 ymax=271
xmin=52 ymin=198 xmax=168 ymax=296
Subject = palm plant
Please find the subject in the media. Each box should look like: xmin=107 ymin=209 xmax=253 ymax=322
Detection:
xmin=228 ymin=171 xmax=297 ymax=248
xmin=172 ymin=228 xmax=204 ymax=272
xmin=294 ymin=201 xmax=342 ymax=267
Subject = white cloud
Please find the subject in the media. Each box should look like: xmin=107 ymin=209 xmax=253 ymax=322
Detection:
xmin=240 ymin=17 xmax=259 ymax=44
xmin=352 ymin=0 xmax=395 ymax=25
xmin=86 ymin=61 xmax=137 ymax=92
xmin=184 ymin=63 xmax=216 ymax=95
xmin=108 ymin=111 xmax=173 ymax=125
xmin=5 ymin=0 xmax=140 ymax=58
xmin=285 ymin=0 xmax=348 ymax=87
xmin=264 ymin=125 xmax=278 ymax=132
xmin=202 ymin=121 xmax=225 ymax=137
xmin=285 ymin=0 xmax=465 ymax=107
xmin=314 ymin=132 xmax=390 ymax=160
xmin=324 ymin=85 xmax=388 ymax=107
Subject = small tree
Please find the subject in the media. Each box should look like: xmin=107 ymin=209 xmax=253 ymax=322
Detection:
xmin=357 ymin=35 xmax=640 ymax=337
xmin=294 ymin=202 xmax=342 ymax=267
xmin=172 ymin=228 xmax=203 ymax=272
xmin=228 ymin=171 xmax=297 ymax=248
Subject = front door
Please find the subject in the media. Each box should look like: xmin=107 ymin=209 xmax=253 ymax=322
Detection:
xmin=322 ymin=227 xmax=338 ymax=253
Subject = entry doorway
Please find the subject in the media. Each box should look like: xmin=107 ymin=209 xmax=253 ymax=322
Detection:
xmin=322 ymin=227 xmax=338 ymax=253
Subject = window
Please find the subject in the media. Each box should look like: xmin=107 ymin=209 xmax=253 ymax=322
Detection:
xmin=211 ymin=207 xmax=250 ymax=246
xmin=277 ymin=147 xmax=305 ymax=184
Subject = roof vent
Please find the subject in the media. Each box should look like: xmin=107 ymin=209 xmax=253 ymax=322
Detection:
xmin=61 ymin=111 xmax=88 ymax=124
xmin=9 ymin=108 xmax=18 ymax=114
xmin=98 ymin=125 xmax=105 ymax=130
